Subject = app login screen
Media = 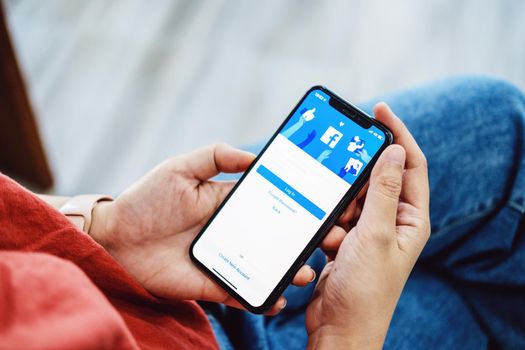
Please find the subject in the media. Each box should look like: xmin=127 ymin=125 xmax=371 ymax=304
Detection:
xmin=192 ymin=89 xmax=386 ymax=307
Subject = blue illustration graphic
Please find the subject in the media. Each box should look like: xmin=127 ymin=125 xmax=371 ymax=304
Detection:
xmin=281 ymin=107 xmax=316 ymax=138
xmin=280 ymin=90 xmax=386 ymax=185
xmin=296 ymin=130 xmax=316 ymax=149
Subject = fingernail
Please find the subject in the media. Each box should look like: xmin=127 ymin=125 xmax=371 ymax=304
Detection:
xmin=385 ymin=145 xmax=405 ymax=165
xmin=280 ymin=299 xmax=287 ymax=309
xmin=309 ymin=268 xmax=316 ymax=282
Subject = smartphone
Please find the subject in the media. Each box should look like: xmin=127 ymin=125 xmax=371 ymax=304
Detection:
xmin=190 ymin=86 xmax=393 ymax=313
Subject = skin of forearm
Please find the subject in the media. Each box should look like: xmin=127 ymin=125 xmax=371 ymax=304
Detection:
xmin=306 ymin=311 xmax=393 ymax=350
xmin=307 ymin=326 xmax=386 ymax=350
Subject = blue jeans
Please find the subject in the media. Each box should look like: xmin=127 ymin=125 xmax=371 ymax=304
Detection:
xmin=203 ymin=76 xmax=525 ymax=349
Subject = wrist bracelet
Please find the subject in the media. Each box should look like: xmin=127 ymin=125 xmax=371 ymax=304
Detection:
xmin=59 ymin=195 xmax=113 ymax=233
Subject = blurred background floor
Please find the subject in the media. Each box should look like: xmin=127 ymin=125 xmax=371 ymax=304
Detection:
xmin=4 ymin=0 xmax=525 ymax=195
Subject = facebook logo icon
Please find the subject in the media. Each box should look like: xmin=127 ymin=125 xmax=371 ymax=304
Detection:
xmin=320 ymin=126 xmax=343 ymax=149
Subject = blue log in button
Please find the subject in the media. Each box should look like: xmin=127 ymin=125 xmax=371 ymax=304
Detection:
xmin=256 ymin=165 xmax=326 ymax=220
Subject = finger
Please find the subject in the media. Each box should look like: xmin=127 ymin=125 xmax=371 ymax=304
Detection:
xmin=373 ymin=103 xmax=425 ymax=170
xmin=264 ymin=296 xmax=287 ymax=316
xmin=373 ymin=103 xmax=429 ymax=210
xmin=337 ymin=200 xmax=357 ymax=224
xmin=291 ymin=264 xmax=316 ymax=286
xmin=178 ymin=143 xmax=256 ymax=181
xmin=356 ymin=182 xmax=369 ymax=200
xmin=396 ymin=202 xmax=431 ymax=260
xmin=218 ymin=292 xmax=287 ymax=316
xmin=325 ymin=252 xmax=337 ymax=262
xmin=337 ymin=183 xmax=368 ymax=225
xmin=320 ymin=225 xmax=347 ymax=252
xmin=360 ymin=144 xmax=406 ymax=234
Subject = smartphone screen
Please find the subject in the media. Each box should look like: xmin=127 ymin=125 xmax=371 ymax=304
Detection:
xmin=191 ymin=86 xmax=392 ymax=312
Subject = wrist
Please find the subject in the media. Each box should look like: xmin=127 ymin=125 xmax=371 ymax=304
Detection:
xmin=307 ymin=329 xmax=354 ymax=350
xmin=89 ymin=201 xmax=118 ymax=248
xmin=307 ymin=323 xmax=387 ymax=350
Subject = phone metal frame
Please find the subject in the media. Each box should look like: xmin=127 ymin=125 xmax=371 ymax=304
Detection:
xmin=190 ymin=86 xmax=393 ymax=313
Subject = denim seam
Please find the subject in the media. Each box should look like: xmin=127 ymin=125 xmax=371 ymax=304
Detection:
xmin=431 ymin=199 xmax=525 ymax=241
xmin=430 ymin=204 xmax=499 ymax=239
xmin=507 ymin=200 xmax=525 ymax=214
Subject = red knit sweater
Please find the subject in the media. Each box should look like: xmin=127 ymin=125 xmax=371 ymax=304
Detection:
xmin=0 ymin=174 xmax=218 ymax=349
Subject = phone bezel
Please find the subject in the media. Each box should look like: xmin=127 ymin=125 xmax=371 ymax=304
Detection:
xmin=189 ymin=85 xmax=393 ymax=313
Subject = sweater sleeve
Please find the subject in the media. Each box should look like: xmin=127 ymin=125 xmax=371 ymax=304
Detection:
xmin=0 ymin=174 xmax=219 ymax=349
xmin=0 ymin=251 xmax=138 ymax=350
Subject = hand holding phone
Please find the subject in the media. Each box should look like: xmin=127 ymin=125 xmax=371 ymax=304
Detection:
xmin=191 ymin=86 xmax=395 ymax=313
xmin=305 ymin=103 xmax=430 ymax=349
xmin=89 ymin=141 xmax=314 ymax=315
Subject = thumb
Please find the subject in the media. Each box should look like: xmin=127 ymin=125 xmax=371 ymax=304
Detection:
xmin=359 ymin=144 xmax=406 ymax=236
xmin=175 ymin=143 xmax=256 ymax=181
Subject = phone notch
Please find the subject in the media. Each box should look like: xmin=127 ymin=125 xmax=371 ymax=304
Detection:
xmin=329 ymin=97 xmax=372 ymax=129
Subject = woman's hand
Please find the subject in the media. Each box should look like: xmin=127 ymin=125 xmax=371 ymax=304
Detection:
xmin=89 ymin=143 xmax=318 ymax=315
xmin=305 ymin=103 xmax=431 ymax=349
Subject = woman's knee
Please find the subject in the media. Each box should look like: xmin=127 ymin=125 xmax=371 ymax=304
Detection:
xmin=433 ymin=75 xmax=525 ymax=128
